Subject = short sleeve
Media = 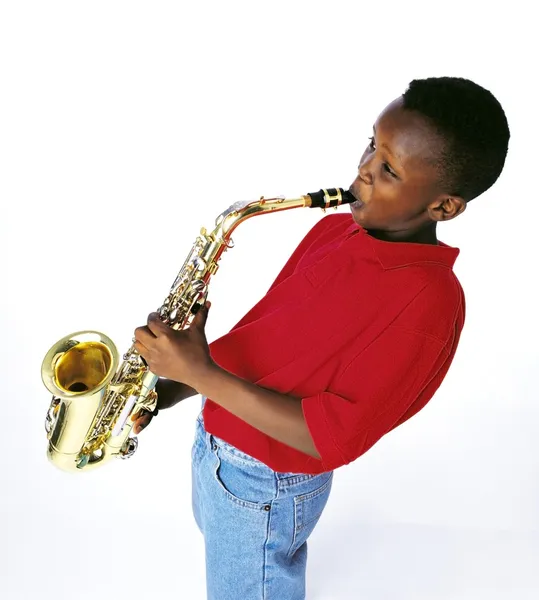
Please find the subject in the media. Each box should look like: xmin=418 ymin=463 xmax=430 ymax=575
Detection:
xmin=301 ymin=325 xmax=456 ymax=471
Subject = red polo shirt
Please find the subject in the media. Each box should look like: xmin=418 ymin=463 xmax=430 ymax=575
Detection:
xmin=203 ymin=213 xmax=465 ymax=474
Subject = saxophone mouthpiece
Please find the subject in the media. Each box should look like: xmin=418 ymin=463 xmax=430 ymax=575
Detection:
xmin=308 ymin=188 xmax=354 ymax=209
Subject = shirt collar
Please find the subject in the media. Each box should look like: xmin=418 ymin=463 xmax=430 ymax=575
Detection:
xmin=344 ymin=221 xmax=460 ymax=270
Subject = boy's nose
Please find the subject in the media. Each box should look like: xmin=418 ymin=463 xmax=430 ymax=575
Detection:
xmin=355 ymin=166 xmax=372 ymax=187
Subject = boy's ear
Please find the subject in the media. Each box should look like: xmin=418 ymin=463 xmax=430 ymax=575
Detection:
xmin=430 ymin=195 xmax=466 ymax=222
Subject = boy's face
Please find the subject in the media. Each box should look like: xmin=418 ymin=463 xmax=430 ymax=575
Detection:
xmin=349 ymin=96 xmax=464 ymax=241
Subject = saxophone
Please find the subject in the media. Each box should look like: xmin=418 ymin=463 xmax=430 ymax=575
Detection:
xmin=41 ymin=188 xmax=353 ymax=472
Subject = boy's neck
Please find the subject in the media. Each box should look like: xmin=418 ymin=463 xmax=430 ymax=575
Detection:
xmin=366 ymin=224 xmax=438 ymax=245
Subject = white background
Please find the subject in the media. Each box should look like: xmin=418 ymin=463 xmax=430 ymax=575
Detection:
xmin=1 ymin=1 xmax=538 ymax=599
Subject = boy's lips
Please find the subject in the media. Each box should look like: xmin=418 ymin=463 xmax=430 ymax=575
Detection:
xmin=347 ymin=189 xmax=364 ymax=207
xmin=350 ymin=194 xmax=364 ymax=208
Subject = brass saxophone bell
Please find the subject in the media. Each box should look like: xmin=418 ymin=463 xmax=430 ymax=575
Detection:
xmin=41 ymin=331 xmax=120 ymax=472
xmin=41 ymin=331 xmax=119 ymax=398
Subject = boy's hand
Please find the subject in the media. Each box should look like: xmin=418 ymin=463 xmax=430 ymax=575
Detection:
xmin=130 ymin=377 xmax=199 ymax=435
xmin=132 ymin=408 xmax=153 ymax=435
xmin=133 ymin=301 xmax=213 ymax=389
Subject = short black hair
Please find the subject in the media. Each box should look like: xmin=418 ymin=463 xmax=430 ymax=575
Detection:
xmin=402 ymin=76 xmax=510 ymax=202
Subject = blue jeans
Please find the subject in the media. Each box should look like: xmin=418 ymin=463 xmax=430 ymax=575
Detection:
xmin=191 ymin=397 xmax=334 ymax=600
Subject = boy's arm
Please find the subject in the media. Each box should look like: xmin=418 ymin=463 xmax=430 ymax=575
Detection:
xmin=155 ymin=378 xmax=199 ymax=409
xmin=192 ymin=365 xmax=320 ymax=459
xmin=132 ymin=379 xmax=199 ymax=434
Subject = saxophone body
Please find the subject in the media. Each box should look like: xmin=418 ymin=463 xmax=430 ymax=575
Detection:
xmin=41 ymin=188 xmax=353 ymax=472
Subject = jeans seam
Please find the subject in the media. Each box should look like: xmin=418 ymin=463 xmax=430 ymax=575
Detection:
xmin=295 ymin=472 xmax=333 ymax=504
xmin=287 ymin=474 xmax=333 ymax=558
xmin=262 ymin=497 xmax=272 ymax=600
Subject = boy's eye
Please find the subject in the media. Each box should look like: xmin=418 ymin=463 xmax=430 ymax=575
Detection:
xmin=383 ymin=163 xmax=397 ymax=178
xmin=368 ymin=136 xmax=397 ymax=178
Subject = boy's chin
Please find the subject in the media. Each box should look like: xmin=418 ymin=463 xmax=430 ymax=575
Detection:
xmin=350 ymin=203 xmax=367 ymax=224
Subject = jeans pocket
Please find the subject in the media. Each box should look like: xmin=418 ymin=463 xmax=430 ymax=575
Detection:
xmin=288 ymin=472 xmax=333 ymax=556
xmin=211 ymin=444 xmax=273 ymax=511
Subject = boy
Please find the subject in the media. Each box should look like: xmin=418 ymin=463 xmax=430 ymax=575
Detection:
xmin=132 ymin=76 xmax=510 ymax=599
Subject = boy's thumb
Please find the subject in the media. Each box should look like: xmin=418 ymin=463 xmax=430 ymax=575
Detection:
xmin=194 ymin=300 xmax=211 ymax=324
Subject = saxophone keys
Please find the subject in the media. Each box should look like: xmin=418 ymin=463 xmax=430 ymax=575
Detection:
xmin=193 ymin=257 xmax=206 ymax=271
xmin=119 ymin=436 xmax=138 ymax=459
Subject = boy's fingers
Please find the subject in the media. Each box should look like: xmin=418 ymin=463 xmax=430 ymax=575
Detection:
xmin=133 ymin=413 xmax=152 ymax=434
xmin=131 ymin=409 xmax=142 ymax=421
xmin=131 ymin=408 xmax=151 ymax=423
